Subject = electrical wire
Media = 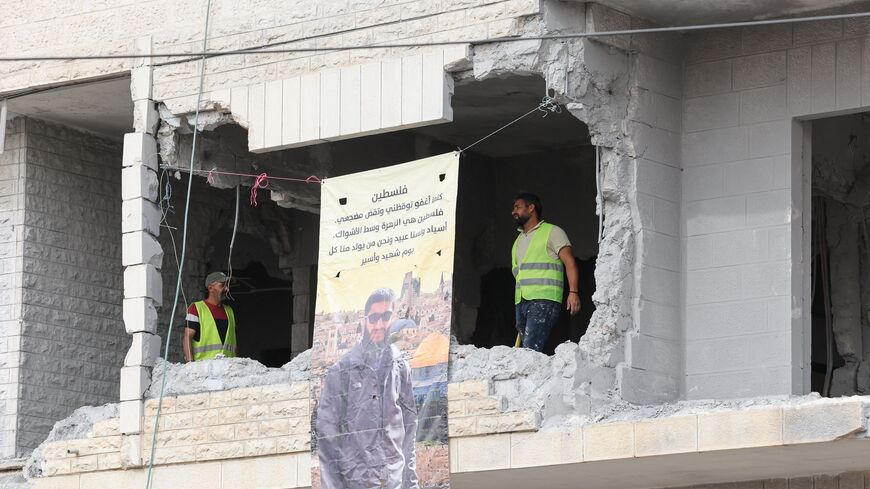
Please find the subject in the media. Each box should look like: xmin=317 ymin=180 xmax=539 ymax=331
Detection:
xmin=1 ymin=11 xmax=869 ymax=63
xmin=144 ymin=0 xmax=212 ymax=486
xmin=225 ymin=184 xmax=240 ymax=302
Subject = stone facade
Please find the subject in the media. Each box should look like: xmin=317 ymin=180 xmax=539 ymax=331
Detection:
xmin=0 ymin=118 xmax=126 ymax=459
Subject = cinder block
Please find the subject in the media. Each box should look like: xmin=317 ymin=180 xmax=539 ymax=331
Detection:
xmin=583 ymin=422 xmax=634 ymax=461
xmin=130 ymin=68 xmax=152 ymax=102
xmin=748 ymin=120 xmax=789 ymax=158
xmin=121 ymin=198 xmax=161 ymax=235
xmin=837 ymin=39 xmax=862 ymax=110
xmin=339 ymin=65 xmax=361 ymax=136
xmin=422 ymin=49 xmax=452 ymax=122
xmin=360 ymin=62 xmax=381 ymax=132
xmin=633 ymin=55 xmax=682 ymax=99
xmin=123 ymin=264 xmax=163 ymax=302
xmin=686 ymin=300 xmax=764 ymax=341
xmin=740 ymin=86 xmax=787 ymax=125
xmin=746 ymin=189 xmax=792 ymax=227
xmin=682 ymin=126 xmax=748 ymax=166
xmin=121 ymin=133 xmax=158 ymax=170
xmin=711 ymin=228 xmax=768 ymax=267
xmin=686 ymin=28 xmax=741 ymax=63
xmin=120 ymin=366 xmax=151 ymax=401
xmin=120 ymin=400 xmax=144 ymax=435
xmin=230 ymin=85 xmax=249 ymax=127
xmin=733 ymin=52 xmax=787 ymax=90
xmin=684 ymin=93 xmax=739 ymax=132
xmin=124 ymin=332 xmax=161 ymax=367
xmin=132 ymin=99 xmax=159 ymax=135
xmin=626 ymin=332 xmax=679 ymax=374
xmin=636 ymin=159 xmax=679 ymax=203
xmin=742 ymin=24 xmax=792 ymax=55
xmin=381 ymin=58 xmax=402 ymax=128
xmin=634 ymin=415 xmax=698 ymax=456
xmin=401 ymin=54 xmax=423 ymax=125
xmin=782 ymin=400 xmax=864 ymax=444
xmin=639 ymin=229 xmax=679 ymax=272
xmin=686 ymin=267 xmax=742 ymax=305
xmin=794 ymin=19 xmax=843 ymax=46
xmin=123 ymin=297 xmax=159 ymax=334
xmin=640 ymin=265 xmax=679 ymax=306
xmin=742 ymin=261 xmax=790 ymax=298
xmin=812 ymin=43 xmax=837 ymax=114
xmin=300 ymin=73 xmax=321 ymax=143
xmin=635 ymin=299 xmax=679 ymax=341
xmin=698 ymin=407 xmax=783 ymax=451
xmin=263 ymin=80 xmax=282 ymax=149
xmin=121 ymin=231 xmax=163 ymax=268
xmin=456 ymin=433 xmax=510 ymax=472
xmin=247 ymin=83 xmax=265 ymax=150
xmin=724 ymin=157 xmax=774 ymax=196
xmin=683 ymin=165 xmax=725 ymax=202
xmin=788 ymin=47 xmax=812 ymax=116
xmin=281 ymin=77 xmax=301 ymax=147
xmin=685 ymin=196 xmax=746 ymax=236
xmin=619 ymin=365 xmax=680 ymax=404
xmin=684 ymin=60 xmax=732 ymax=97
xmin=320 ymin=69 xmax=341 ymax=140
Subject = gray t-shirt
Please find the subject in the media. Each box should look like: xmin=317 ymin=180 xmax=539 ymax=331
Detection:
xmin=514 ymin=221 xmax=571 ymax=264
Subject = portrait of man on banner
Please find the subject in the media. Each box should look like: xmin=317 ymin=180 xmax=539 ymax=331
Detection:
xmin=315 ymin=287 xmax=420 ymax=489
xmin=311 ymin=153 xmax=458 ymax=489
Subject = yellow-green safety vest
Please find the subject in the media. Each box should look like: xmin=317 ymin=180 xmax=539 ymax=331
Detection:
xmin=192 ymin=301 xmax=238 ymax=361
xmin=511 ymin=222 xmax=564 ymax=304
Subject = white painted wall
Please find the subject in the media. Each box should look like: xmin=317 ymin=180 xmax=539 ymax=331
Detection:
xmin=682 ymin=18 xmax=870 ymax=399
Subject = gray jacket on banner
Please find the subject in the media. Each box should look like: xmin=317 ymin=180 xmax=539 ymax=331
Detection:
xmin=315 ymin=336 xmax=419 ymax=489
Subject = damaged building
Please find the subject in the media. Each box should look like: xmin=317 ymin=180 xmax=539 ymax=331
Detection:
xmin=0 ymin=0 xmax=870 ymax=487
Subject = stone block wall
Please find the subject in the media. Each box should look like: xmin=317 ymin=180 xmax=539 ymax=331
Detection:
xmin=0 ymin=0 xmax=542 ymax=99
xmin=0 ymin=117 xmax=26 ymax=459
xmin=681 ymin=16 xmax=870 ymax=399
xmin=14 ymin=119 xmax=127 ymax=455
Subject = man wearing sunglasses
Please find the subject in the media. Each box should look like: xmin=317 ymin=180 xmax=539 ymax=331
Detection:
xmin=315 ymin=288 xmax=419 ymax=489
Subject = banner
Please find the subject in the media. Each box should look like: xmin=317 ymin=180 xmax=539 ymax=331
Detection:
xmin=311 ymin=153 xmax=459 ymax=489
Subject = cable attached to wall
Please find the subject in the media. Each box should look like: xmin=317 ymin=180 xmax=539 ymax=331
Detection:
xmin=225 ymin=184 xmax=240 ymax=302
xmin=458 ymin=95 xmax=561 ymax=155
xmin=144 ymin=1 xmax=213 ymax=487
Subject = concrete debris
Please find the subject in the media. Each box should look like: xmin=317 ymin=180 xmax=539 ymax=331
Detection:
xmin=0 ymin=474 xmax=29 ymax=489
xmin=23 ymin=404 xmax=118 ymax=479
xmin=146 ymin=356 xmax=310 ymax=398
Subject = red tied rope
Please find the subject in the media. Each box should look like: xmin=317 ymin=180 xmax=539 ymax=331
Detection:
xmin=250 ymin=173 xmax=269 ymax=206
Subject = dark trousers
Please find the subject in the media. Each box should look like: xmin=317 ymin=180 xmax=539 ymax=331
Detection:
xmin=515 ymin=299 xmax=561 ymax=352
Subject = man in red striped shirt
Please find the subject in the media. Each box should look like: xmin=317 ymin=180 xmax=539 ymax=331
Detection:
xmin=183 ymin=272 xmax=237 ymax=362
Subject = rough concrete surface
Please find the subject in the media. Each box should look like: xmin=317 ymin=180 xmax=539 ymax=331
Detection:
xmin=145 ymin=353 xmax=310 ymax=398
xmin=0 ymin=474 xmax=28 ymax=489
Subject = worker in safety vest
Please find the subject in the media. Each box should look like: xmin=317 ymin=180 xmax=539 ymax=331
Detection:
xmin=183 ymin=271 xmax=238 ymax=362
xmin=511 ymin=193 xmax=580 ymax=352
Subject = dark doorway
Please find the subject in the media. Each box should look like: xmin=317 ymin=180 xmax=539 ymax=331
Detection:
xmin=227 ymin=262 xmax=292 ymax=367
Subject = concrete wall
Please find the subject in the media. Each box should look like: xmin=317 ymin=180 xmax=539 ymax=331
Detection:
xmin=682 ymin=17 xmax=870 ymax=398
xmin=0 ymin=117 xmax=26 ymax=459
xmin=0 ymin=0 xmax=540 ymax=98
xmin=18 ymin=119 xmax=127 ymax=454
xmin=1 ymin=118 xmax=127 ymax=457
xmin=621 ymin=22 xmax=684 ymax=403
